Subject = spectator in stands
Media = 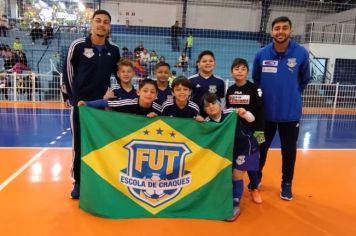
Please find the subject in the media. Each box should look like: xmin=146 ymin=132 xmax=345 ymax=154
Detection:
xmin=3 ymin=48 xmax=15 ymax=70
xmin=176 ymin=52 xmax=189 ymax=72
xmin=10 ymin=58 xmax=30 ymax=74
xmin=149 ymin=50 xmax=159 ymax=76
xmin=42 ymin=22 xmax=54 ymax=45
xmin=14 ymin=50 xmax=28 ymax=66
xmin=0 ymin=70 xmax=9 ymax=99
xmin=122 ymin=47 xmax=133 ymax=60
xmin=133 ymin=57 xmax=146 ymax=78
xmin=0 ymin=44 xmax=9 ymax=57
xmin=30 ymin=22 xmax=43 ymax=44
xmin=185 ymin=31 xmax=194 ymax=60
xmin=13 ymin=37 xmax=23 ymax=51
xmin=252 ymin=16 xmax=311 ymax=201
xmin=171 ymin=20 xmax=181 ymax=51
xmin=159 ymin=55 xmax=166 ymax=63
xmin=140 ymin=48 xmax=150 ymax=73
xmin=0 ymin=15 xmax=9 ymax=37
xmin=134 ymin=42 xmax=144 ymax=56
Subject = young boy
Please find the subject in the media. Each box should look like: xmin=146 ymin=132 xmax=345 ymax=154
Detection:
xmin=154 ymin=62 xmax=172 ymax=105
xmin=161 ymin=76 xmax=203 ymax=120
xmin=203 ymin=93 xmax=258 ymax=221
xmin=79 ymin=79 xmax=161 ymax=117
xmin=104 ymin=59 xmax=137 ymax=101
xmin=189 ymin=50 xmax=225 ymax=117
xmin=226 ymin=58 xmax=265 ymax=204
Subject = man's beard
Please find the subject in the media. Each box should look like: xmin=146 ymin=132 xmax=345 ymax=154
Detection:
xmin=273 ymin=35 xmax=289 ymax=44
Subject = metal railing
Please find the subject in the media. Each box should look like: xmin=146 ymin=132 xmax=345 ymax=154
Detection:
xmin=1 ymin=73 xmax=356 ymax=114
xmin=304 ymin=22 xmax=356 ymax=45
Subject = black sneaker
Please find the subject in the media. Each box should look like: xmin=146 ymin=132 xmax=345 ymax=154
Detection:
xmin=70 ymin=183 xmax=80 ymax=199
xmin=280 ymin=182 xmax=293 ymax=201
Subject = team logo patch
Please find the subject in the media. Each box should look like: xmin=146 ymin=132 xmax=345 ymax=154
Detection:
xmin=262 ymin=60 xmax=278 ymax=66
xmin=208 ymin=85 xmax=217 ymax=94
xmin=228 ymin=94 xmax=250 ymax=105
xmin=120 ymin=140 xmax=191 ymax=207
xmin=287 ymin=58 xmax=297 ymax=68
xmin=236 ymin=155 xmax=246 ymax=165
xmin=83 ymin=48 xmax=95 ymax=58
xmin=262 ymin=67 xmax=277 ymax=73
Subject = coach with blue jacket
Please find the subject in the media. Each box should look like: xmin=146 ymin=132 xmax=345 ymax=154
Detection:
xmin=63 ymin=10 xmax=120 ymax=199
xmin=252 ymin=16 xmax=310 ymax=201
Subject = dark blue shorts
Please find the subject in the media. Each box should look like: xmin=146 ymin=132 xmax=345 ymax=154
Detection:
xmin=233 ymin=150 xmax=260 ymax=171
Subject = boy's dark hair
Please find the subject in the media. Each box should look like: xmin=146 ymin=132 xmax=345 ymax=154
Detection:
xmin=197 ymin=50 xmax=215 ymax=62
xmin=203 ymin=92 xmax=219 ymax=107
xmin=272 ymin=16 xmax=292 ymax=28
xmin=155 ymin=61 xmax=170 ymax=70
xmin=171 ymin=76 xmax=192 ymax=90
xmin=92 ymin=9 xmax=111 ymax=22
xmin=138 ymin=78 xmax=158 ymax=91
xmin=231 ymin=58 xmax=249 ymax=72
xmin=117 ymin=59 xmax=134 ymax=70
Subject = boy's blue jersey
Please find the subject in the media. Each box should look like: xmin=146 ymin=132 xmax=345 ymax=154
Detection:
xmin=252 ymin=40 xmax=310 ymax=122
xmin=156 ymin=86 xmax=172 ymax=105
xmin=111 ymin=85 xmax=137 ymax=100
xmin=189 ymin=73 xmax=225 ymax=105
xmin=86 ymin=98 xmax=161 ymax=115
xmin=161 ymin=98 xmax=200 ymax=118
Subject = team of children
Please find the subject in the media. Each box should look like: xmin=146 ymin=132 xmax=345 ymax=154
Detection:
xmin=78 ymin=50 xmax=265 ymax=221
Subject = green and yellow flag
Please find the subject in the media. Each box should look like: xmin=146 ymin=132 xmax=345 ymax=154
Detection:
xmin=79 ymin=106 xmax=237 ymax=220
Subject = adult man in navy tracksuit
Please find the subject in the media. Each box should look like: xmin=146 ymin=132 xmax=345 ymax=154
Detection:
xmin=63 ymin=10 xmax=120 ymax=199
xmin=252 ymin=16 xmax=310 ymax=201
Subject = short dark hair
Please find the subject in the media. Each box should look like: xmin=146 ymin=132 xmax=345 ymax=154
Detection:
xmin=138 ymin=79 xmax=158 ymax=91
xmin=271 ymin=16 xmax=292 ymax=29
xmin=197 ymin=50 xmax=215 ymax=62
xmin=171 ymin=76 xmax=192 ymax=90
xmin=92 ymin=9 xmax=111 ymax=22
xmin=155 ymin=61 xmax=170 ymax=70
xmin=231 ymin=58 xmax=249 ymax=72
xmin=203 ymin=93 xmax=219 ymax=107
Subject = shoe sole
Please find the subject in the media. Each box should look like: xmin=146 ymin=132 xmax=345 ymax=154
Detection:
xmin=280 ymin=194 xmax=293 ymax=201
xmin=225 ymin=213 xmax=240 ymax=222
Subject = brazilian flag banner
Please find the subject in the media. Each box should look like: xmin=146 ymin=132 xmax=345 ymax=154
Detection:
xmin=79 ymin=106 xmax=237 ymax=220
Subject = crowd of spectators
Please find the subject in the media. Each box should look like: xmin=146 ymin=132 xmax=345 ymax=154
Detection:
xmin=122 ymin=42 xmax=168 ymax=78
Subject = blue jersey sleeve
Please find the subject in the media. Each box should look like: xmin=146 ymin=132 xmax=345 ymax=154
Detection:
xmin=252 ymin=51 xmax=261 ymax=87
xmin=299 ymin=49 xmax=311 ymax=92
xmin=62 ymin=47 xmax=74 ymax=105
xmin=86 ymin=99 xmax=108 ymax=108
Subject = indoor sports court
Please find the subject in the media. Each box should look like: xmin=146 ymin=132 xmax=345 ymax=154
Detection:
xmin=1 ymin=0 xmax=356 ymax=235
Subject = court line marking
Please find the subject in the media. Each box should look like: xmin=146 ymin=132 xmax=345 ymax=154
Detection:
xmin=0 ymin=148 xmax=48 ymax=191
